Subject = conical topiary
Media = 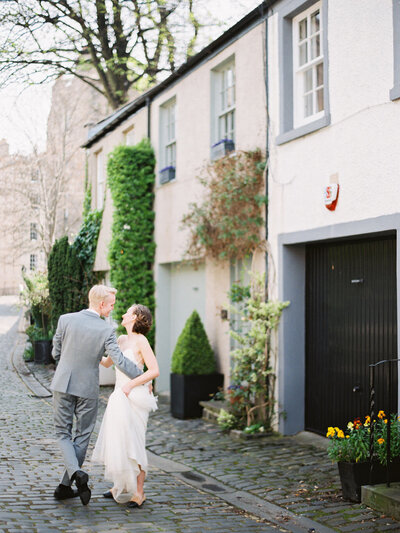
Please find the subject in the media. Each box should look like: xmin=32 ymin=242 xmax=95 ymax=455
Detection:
xmin=171 ymin=310 xmax=216 ymax=375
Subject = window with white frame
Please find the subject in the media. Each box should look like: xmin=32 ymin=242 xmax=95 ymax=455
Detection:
xmin=213 ymin=59 xmax=236 ymax=145
xmin=159 ymin=98 xmax=176 ymax=183
xmin=30 ymin=223 xmax=37 ymax=241
xmin=96 ymin=150 xmax=104 ymax=209
xmin=293 ymin=3 xmax=324 ymax=127
xmin=30 ymin=254 xmax=37 ymax=271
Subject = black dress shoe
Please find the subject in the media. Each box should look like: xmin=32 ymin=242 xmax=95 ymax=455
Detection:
xmin=72 ymin=470 xmax=91 ymax=506
xmin=54 ymin=484 xmax=79 ymax=500
xmin=103 ymin=490 xmax=114 ymax=499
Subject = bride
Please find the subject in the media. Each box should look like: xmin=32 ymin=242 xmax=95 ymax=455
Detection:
xmin=92 ymin=303 xmax=159 ymax=507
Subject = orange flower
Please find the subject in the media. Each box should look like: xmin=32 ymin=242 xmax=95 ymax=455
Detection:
xmin=354 ymin=418 xmax=362 ymax=429
xmin=364 ymin=415 xmax=371 ymax=426
xmin=377 ymin=410 xmax=386 ymax=419
xmin=378 ymin=438 xmax=385 ymax=445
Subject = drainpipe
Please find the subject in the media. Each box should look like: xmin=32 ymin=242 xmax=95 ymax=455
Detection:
xmin=146 ymin=96 xmax=152 ymax=139
xmin=264 ymin=11 xmax=270 ymax=296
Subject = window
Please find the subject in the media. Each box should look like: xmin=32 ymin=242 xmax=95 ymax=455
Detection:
xmin=277 ymin=0 xmax=329 ymax=145
xmin=159 ymin=98 xmax=176 ymax=184
xmin=30 ymin=223 xmax=37 ymax=241
xmin=293 ymin=5 xmax=323 ymax=127
xmin=211 ymin=58 xmax=235 ymax=159
xmin=96 ymin=150 xmax=104 ymax=209
xmin=30 ymin=254 xmax=37 ymax=271
xmin=123 ymin=126 xmax=135 ymax=145
xmin=30 ymin=192 xmax=40 ymax=206
xmin=218 ymin=62 xmax=235 ymax=142
xmin=229 ymin=257 xmax=251 ymax=354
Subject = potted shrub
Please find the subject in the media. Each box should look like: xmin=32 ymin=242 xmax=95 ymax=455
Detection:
xmin=327 ymin=411 xmax=400 ymax=502
xmin=170 ymin=310 xmax=224 ymax=419
xmin=20 ymin=270 xmax=53 ymax=364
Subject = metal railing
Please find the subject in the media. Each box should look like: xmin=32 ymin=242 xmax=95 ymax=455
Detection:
xmin=369 ymin=358 xmax=400 ymax=487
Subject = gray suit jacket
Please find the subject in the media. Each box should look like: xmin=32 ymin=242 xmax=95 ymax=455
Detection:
xmin=50 ymin=309 xmax=143 ymax=399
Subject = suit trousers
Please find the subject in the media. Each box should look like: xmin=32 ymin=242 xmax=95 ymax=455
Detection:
xmin=53 ymin=391 xmax=98 ymax=486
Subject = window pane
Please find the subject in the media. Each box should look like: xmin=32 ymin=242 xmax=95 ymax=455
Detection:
xmin=304 ymin=93 xmax=313 ymax=117
xmin=227 ymin=86 xmax=234 ymax=108
xmin=299 ymin=18 xmax=307 ymax=41
xmin=311 ymin=35 xmax=320 ymax=59
xmin=316 ymin=62 xmax=324 ymax=87
xmin=311 ymin=10 xmax=320 ymax=33
xmin=316 ymin=88 xmax=324 ymax=112
xmin=304 ymin=68 xmax=313 ymax=92
xmin=299 ymin=42 xmax=308 ymax=66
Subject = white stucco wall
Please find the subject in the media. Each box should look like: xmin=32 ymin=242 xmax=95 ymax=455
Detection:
xmin=268 ymin=0 xmax=399 ymax=262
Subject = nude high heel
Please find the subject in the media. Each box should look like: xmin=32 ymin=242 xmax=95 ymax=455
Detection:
xmin=127 ymin=493 xmax=146 ymax=508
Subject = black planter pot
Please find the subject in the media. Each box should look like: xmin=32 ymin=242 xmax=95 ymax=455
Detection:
xmin=33 ymin=340 xmax=53 ymax=364
xmin=170 ymin=373 xmax=224 ymax=419
xmin=338 ymin=460 xmax=400 ymax=502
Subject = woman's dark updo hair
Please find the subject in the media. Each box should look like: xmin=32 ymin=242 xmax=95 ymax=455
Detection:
xmin=131 ymin=304 xmax=153 ymax=336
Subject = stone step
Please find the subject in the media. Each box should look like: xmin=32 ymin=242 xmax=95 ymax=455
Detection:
xmin=199 ymin=400 xmax=231 ymax=423
xmin=362 ymin=482 xmax=400 ymax=521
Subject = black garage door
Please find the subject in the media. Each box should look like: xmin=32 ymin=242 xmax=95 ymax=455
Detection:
xmin=305 ymin=235 xmax=397 ymax=435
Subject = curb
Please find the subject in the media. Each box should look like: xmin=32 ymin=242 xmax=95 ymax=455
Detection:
xmin=11 ymin=328 xmax=52 ymax=399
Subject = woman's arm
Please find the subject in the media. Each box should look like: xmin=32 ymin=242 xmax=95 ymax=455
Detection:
xmin=121 ymin=336 xmax=159 ymax=396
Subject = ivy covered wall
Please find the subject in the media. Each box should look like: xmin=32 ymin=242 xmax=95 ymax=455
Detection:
xmin=107 ymin=140 xmax=156 ymax=344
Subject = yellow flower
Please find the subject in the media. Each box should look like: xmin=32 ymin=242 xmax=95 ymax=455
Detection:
xmin=378 ymin=438 xmax=385 ymax=444
xmin=337 ymin=430 xmax=345 ymax=439
xmin=346 ymin=435 xmax=350 ymax=439
xmin=378 ymin=410 xmax=386 ymax=419
xmin=347 ymin=422 xmax=354 ymax=430
xmin=364 ymin=416 xmax=371 ymax=426
xmin=384 ymin=419 xmax=388 ymax=424
xmin=326 ymin=427 xmax=335 ymax=438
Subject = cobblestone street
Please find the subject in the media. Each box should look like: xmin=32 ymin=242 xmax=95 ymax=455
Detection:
xmin=1 ymin=297 xmax=400 ymax=532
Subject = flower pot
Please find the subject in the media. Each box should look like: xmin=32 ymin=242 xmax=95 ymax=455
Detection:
xmin=170 ymin=373 xmax=224 ymax=419
xmin=33 ymin=340 xmax=53 ymax=364
xmin=338 ymin=460 xmax=400 ymax=502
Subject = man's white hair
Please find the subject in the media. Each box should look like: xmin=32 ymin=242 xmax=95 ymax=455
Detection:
xmin=88 ymin=284 xmax=117 ymax=306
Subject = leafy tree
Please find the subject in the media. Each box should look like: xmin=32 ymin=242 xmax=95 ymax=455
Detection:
xmin=171 ymin=310 xmax=216 ymax=375
xmin=0 ymin=0 xmax=207 ymax=109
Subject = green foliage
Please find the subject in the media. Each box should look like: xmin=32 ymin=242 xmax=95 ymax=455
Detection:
xmin=48 ymin=206 xmax=102 ymax=329
xmin=171 ymin=310 xmax=216 ymax=375
xmin=23 ymin=344 xmax=34 ymax=362
xmin=217 ymin=409 xmax=237 ymax=431
xmin=25 ymin=324 xmax=53 ymax=342
xmin=181 ymin=150 xmax=267 ymax=263
xmin=73 ymin=209 xmax=103 ymax=297
xmin=221 ymin=272 xmax=289 ymax=432
xmin=20 ymin=270 xmax=52 ymax=335
xmin=107 ymin=140 xmax=156 ymax=344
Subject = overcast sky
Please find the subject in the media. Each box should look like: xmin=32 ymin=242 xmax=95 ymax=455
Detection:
xmin=0 ymin=0 xmax=261 ymax=155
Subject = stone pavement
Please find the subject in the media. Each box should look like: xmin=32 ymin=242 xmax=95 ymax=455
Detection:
xmin=1 ymin=297 xmax=400 ymax=533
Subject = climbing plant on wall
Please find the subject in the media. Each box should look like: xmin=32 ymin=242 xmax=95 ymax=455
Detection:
xmin=107 ymin=140 xmax=156 ymax=344
xmin=181 ymin=149 xmax=267 ymax=263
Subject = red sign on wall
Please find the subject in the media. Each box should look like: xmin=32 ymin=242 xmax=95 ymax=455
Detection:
xmin=324 ymin=184 xmax=339 ymax=211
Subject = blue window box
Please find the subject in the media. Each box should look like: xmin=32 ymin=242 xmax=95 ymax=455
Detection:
xmin=211 ymin=139 xmax=235 ymax=160
xmin=159 ymin=166 xmax=176 ymax=184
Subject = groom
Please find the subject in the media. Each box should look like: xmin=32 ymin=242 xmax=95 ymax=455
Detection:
xmin=50 ymin=284 xmax=143 ymax=506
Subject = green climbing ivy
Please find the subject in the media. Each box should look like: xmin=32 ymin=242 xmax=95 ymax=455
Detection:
xmin=107 ymin=140 xmax=156 ymax=344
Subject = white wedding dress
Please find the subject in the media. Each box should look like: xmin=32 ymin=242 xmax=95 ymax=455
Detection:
xmin=92 ymin=348 xmax=158 ymax=503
